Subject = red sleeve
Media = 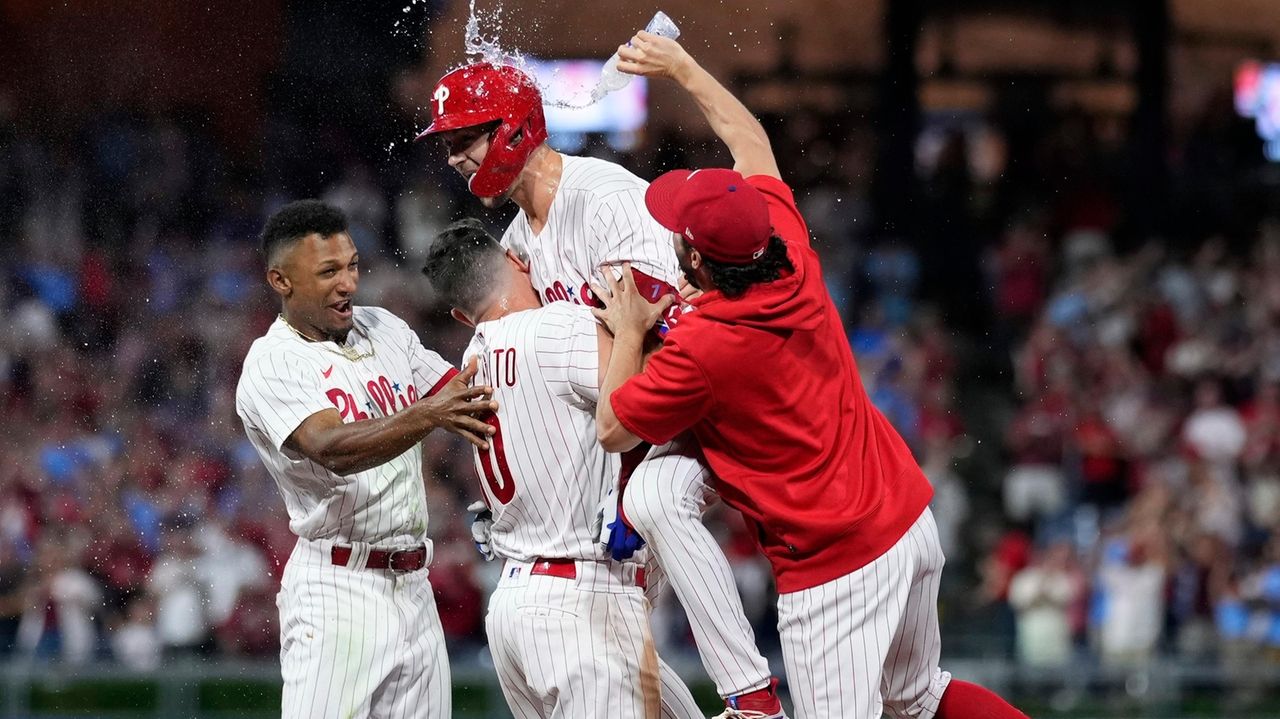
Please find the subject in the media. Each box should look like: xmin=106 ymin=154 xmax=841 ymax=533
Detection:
xmin=585 ymin=267 xmax=676 ymax=309
xmin=747 ymin=175 xmax=812 ymax=251
xmin=426 ymin=367 xmax=460 ymax=397
xmin=628 ymin=267 xmax=677 ymax=304
xmin=610 ymin=340 xmax=713 ymax=446
xmin=628 ymin=266 xmax=687 ymax=335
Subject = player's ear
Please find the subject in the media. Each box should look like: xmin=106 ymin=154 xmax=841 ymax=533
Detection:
xmin=449 ymin=308 xmax=476 ymax=328
xmin=505 ymin=249 xmax=531 ymax=274
xmin=688 ymin=247 xmax=703 ymax=270
xmin=266 ymin=267 xmax=291 ymax=298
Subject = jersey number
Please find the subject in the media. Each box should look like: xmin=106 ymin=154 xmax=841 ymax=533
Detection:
xmin=478 ymin=413 xmax=516 ymax=504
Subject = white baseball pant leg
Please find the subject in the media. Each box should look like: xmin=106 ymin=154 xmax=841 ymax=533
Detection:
xmin=623 ymin=437 xmax=774 ymax=698
xmin=777 ymin=508 xmax=952 ymax=719
xmin=487 ymin=559 xmax=685 ymax=719
xmin=657 ymin=655 xmax=706 ymax=719
xmin=278 ymin=538 xmax=451 ymax=719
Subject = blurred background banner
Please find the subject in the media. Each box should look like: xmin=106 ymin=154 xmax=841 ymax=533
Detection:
xmin=3 ymin=0 xmax=1280 ymax=716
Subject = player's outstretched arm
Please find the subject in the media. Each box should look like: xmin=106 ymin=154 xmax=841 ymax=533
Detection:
xmin=617 ymin=31 xmax=780 ymax=180
xmin=285 ymin=358 xmax=497 ymax=476
xmin=591 ymin=264 xmax=672 ymax=452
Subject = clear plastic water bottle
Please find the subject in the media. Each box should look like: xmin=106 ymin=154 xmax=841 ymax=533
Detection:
xmin=596 ymin=11 xmax=681 ymax=97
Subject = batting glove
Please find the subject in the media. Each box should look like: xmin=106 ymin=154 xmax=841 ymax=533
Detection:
xmin=467 ymin=500 xmax=495 ymax=562
xmin=593 ymin=490 xmax=646 ymax=561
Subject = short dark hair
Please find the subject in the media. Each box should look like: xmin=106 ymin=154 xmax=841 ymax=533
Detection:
xmin=260 ymin=200 xmax=349 ymax=265
xmin=421 ymin=218 xmax=506 ymax=316
xmin=701 ymin=235 xmax=795 ymax=299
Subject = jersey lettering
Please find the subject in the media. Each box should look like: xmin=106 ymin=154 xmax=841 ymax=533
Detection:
xmin=493 ymin=348 xmax=518 ymax=387
xmin=325 ymin=387 xmax=371 ymax=421
xmin=325 ymin=375 xmax=416 ymax=421
xmin=542 ymin=280 xmax=599 ymax=308
xmin=367 ymin=375 xmax=419 ymax=416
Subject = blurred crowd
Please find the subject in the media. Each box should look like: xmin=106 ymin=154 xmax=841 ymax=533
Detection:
xmin=1 ymin=72 xmax=1278 ymax=686
xmin=980 ymin=224 xmax=1280 ymax=673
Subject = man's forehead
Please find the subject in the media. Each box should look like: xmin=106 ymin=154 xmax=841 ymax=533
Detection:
xmin=293 ymin=232 xmax=356 ymax=261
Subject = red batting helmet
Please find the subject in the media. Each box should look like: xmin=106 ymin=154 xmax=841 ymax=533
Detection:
xmin=415 ymin=62 xmax=548 ymax=198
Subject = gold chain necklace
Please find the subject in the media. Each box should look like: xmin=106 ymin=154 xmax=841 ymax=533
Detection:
xmin=279 ymin=314 xmax=376 ymax=362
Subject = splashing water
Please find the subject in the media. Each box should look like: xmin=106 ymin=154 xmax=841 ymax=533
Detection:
xmin=546 ymin=76 xmax=608 ymax=111
xmin=464 ymin=0 xmax=521 ymax=68
xmin=460 ymin=0 xmax=602 ymax=110
xmin=392 ymin=0 xmax=431 ymax=39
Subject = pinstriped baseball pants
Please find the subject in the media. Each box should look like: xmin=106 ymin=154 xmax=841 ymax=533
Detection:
xmin=486 ymin=558 xmax=704 ymax=719
xmin=277 ymin=538 xmax=450 ymax=719
xmin=778 ymin=508 xmax=953 ymax=719
xmin=623 ymin=438 xmax=775 ymax=698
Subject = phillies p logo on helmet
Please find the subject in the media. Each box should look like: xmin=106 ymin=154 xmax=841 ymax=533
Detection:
xmin=433 ymin=85 xmax=451 ymax=117
xmin=414 ymin=62 xmax=548 ymax=198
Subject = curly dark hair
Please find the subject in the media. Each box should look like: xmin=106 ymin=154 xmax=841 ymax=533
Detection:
xmin=701 ymin=235 xmax=795 ymax=298
xmin=259 ymin=199 xmax=348 ymax=266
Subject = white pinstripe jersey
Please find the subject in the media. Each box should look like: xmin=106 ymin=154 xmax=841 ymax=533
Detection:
xmin=235 ymin=307 xmax=456 ymax=545
xmin=463 ymin=302 xmax=618 ymax=562
xmin=501 ymin=154 xmax=679 ymax=305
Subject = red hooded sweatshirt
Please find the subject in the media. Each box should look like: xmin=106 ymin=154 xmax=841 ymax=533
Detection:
xmin=612 ymin=175 xmax=934 ymax=593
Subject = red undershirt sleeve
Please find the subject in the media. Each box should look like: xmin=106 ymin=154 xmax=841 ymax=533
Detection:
xmin=610 ymin=339 xmax=713 ymax=446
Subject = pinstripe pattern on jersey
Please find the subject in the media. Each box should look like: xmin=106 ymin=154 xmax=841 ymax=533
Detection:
xmin=238 ymin=306 xmax=455 ymax=718
xmin=777 ymin=508 xmax=952 ymax=719
xmin=495 ymin=152 xmax=775 ymax=701
xmin=464 ymin=303 xmax=618 ymax=561
xmin=279 ymin=538 xmax=450 ymax=719
xmin=501 ymin=155 xmax=679 ymax=307
xmin=463 ymin=303 xmax=705 ymax=718
xmin=236 ymin=306 xmax=454 ymax=545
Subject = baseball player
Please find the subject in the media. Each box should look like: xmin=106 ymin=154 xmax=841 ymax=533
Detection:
xmin=421 ymin=218 xmax=709 ymax=719
xmin=235 ymin=199 xmax=497 ymax=719
xmin=592 ymin=34 xmax=1030 ymax=719
xmin=417 ymin=63 xmax=786 ymax=717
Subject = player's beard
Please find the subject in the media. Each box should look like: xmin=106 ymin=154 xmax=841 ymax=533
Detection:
xmin=316 ymin=313 xmax=353 ymax=345
xmin=677 ymin=251 xmax=702 ymax=290
xmin=308 ymin=302 xmax=354 ymax=345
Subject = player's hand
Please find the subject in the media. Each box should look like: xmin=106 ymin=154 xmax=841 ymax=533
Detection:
xmin=418 ymin=357 xmax=497 ymax=450
xmin=616 ymin=31 xmax=692 ymax=82
xmin=591 ymin=263 xmax=675 ymax=341
xmin=467 ymin=500 xmax=496 ymax=562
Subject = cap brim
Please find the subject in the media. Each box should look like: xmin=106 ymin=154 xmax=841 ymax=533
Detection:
xmin=413 ymin=111 xmax=499 ymax=142
xmin=644 ymin=169 xmax=693 ymax=233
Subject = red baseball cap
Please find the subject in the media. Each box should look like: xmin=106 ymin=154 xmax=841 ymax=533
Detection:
xmin=645 ymin=168 xmax=772 ymax=264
